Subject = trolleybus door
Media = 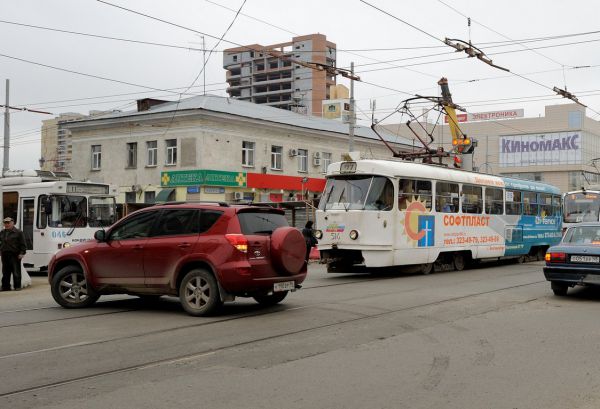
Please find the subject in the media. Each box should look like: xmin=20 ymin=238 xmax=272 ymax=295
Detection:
xmin=20 ymin=198 xmax=34 ymax=251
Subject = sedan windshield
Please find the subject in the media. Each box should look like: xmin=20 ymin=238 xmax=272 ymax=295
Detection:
xmin=563 ymin=226 xmax=600 ymax=244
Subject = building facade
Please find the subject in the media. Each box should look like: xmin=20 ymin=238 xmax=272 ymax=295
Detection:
xmin=60 ymin=95 xmax=412 ymax=204
xmin=432 ymin=104 xmax=600 ymax=193
xmin=223 ymin=34 xmax=336 ymax=116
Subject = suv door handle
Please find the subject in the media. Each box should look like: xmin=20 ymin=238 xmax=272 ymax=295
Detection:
xmin=133 ymin=245 xmax=143 ymax=250
xmin=178 ymin=243 xmax=191 ymax=248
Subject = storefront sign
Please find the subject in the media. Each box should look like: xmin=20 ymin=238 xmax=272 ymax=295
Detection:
xmin=161 ymin=170 xmax=247 ymax=187
xmin=187 ymin=186 xmax=200 ymax=194
xmin=499 ymin=132 xmax=581 ymax=167
xmin=445 ymin=109 xmax=524 ymax=123
xmin=204 ymin=187 xmax=225 ymax=194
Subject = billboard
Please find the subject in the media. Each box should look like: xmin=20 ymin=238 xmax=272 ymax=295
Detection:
xmin=499 ymin=132 xmax=581 ymax=167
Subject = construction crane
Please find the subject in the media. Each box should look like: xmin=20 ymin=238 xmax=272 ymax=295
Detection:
xmin=437 ymin=77 xmax=475 ymax=170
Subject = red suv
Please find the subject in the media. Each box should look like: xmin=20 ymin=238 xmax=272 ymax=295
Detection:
xmin=48 ymin=202 xmax=307 ymax=316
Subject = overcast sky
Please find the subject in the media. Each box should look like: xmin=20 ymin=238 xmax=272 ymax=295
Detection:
xmin=2 ymin=0 xmax=600 ymax=169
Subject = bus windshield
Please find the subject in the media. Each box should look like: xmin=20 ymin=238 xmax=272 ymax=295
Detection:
xmin=564 ymin=192 xmax=600 ymax=223
xmin=319 ymin=175 xmax=394 ymax=211
xmin=39 ymin=194 xmax=116 ymax=228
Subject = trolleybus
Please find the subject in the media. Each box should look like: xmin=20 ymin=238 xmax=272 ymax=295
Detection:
xmin=562 ymin=188 xmax=600 ymax=230
xmin=0 ymin=170 xmax=118 ymax=272
xmin=315 ymin=160 xmax=562 ymax=273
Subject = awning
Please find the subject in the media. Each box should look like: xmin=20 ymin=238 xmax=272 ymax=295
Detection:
xmin=155 ymin=188 xmax=175 ymax=202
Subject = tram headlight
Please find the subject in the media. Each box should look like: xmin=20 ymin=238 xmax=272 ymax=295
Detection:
xmin=315 ymin=230 xmax=323 ymax=240
xmin=349 ymin=230 xmax=359 ymax=240
xmin=62 ymin=242 xmax=71 ymax=249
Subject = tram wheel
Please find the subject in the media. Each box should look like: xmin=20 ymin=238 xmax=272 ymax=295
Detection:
xmin=453 ymin=253 xmax=466 ymax=271
xmin=421 ymin=263 xmax=434 ymax=275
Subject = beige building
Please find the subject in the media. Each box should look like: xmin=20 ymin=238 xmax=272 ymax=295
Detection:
xmin=384 ymin=103 xmax=600 ymax=193
xmin=59 ymin=95 xmax=412 ymax=204
xmin=223 ymin=34 xmax=336 ymax=116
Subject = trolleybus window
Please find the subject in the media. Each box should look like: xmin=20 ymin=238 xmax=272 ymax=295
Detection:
xmin=523 ymin=192 xmax=539 ymax=216
xmin=3 ymin=191 xmax=18 ymax=223
xmin=564 ymin=192 xmax=600 ymax=223
xmin=485 ymin=187 xmax=504 ymax=214
xmin=319 ymin=176 xmax=393 ymax=211
xmin=89 ymin=196 xmax=116 ymax=227
xmin=461 ymin=185 xmax=482 ymax=214
xmin=505 ymin=190 xmax=522 ymax=215
xmin=398 ymin=179 xmax=431 ymax=211
xmin=40 ymin=195 xmax=88 ymax=228
xmin=436 ymin=182 xmax=459 ymax=213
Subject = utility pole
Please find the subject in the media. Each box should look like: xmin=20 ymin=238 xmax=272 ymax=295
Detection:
xmin=3 ymin=79 xmax=9 ymax=176
xmin=348 ymin=61 xmax=355 ymax=153
xmin=202 ymin=36 xmax=206 ymax=95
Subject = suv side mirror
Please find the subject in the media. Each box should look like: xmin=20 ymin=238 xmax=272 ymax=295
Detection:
xmin=94 ymin=230 xmax=107 ymax=242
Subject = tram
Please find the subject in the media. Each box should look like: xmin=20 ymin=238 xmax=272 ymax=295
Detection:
xmin=315 ymin=160 xmax=563 ymax=273
xmin=0 ymin=170 xmax=118 ymax=272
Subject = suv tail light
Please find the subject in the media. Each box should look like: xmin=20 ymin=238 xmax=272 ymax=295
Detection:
xmin=545 ymin=252 xmax=566 ymax=263
xmin=225 ymin=234 xmax=248 ymax=253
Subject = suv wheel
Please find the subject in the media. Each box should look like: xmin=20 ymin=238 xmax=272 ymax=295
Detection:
xmin=51 ymin=265 xmax=99 ymax=308
xmin=179 ymin=269 xmax=222 ymax=316
xmin=253 ymin=291 xmax=288 ymax=306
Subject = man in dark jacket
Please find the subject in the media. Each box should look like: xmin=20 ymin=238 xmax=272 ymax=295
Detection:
xmin=0 ymin=217 xmax=27 ymax=291
xmin=302 ymin=220 xmax=318 ymax=262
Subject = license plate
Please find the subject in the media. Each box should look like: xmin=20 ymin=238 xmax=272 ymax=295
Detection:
xmin=274 ymin=281 xmax=295 ymax=292
xmin=571 ymin=255 xmax=600 ymax=263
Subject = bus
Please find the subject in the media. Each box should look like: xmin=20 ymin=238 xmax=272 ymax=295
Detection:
xmin=562 ymin=189 xmax=600 ymax=230
xmin=315 ymin=160 xmax=562 ymax=274
xmin=0 ymin=170 xmax=118 ymax=272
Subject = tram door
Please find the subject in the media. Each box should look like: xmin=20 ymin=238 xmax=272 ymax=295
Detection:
xmin=20 ymin=198 xmax=34 ymax=251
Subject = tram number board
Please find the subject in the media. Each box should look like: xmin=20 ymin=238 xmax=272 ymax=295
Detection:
xmin=66 ymin=183 xmax=109 ymax=195
xmin=340 ymin=162 xmax=357 ymax=173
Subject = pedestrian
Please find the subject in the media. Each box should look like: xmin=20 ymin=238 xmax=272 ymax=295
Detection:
xmin=0 ymin=217 xmax=27 ymax=291
xmin=302 ymin=220 xmax=318 ymax=262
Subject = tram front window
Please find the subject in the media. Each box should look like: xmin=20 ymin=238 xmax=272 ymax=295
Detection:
xmin=564 ymin=192 xmax=600 ymax=223
xmin=89 ymin=196 xmax=117 ymax=227
xmin=320 ymin=176 xmax=394 ymax=211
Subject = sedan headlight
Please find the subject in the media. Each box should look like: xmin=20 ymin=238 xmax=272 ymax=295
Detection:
xmin=349 ymin=230 xmax=359 ymax=240
xmin=315 ymin=230 xmax=323 ymax=239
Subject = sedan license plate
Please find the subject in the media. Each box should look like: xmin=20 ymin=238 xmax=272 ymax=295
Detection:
xmin=274 ymin=281 xmax=295 ymax=292
xmin=571 ymin=255 xmax=600 ymax=263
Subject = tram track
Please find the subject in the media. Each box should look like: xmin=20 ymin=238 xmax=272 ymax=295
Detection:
xmin=0 ymin=261 xmax=542 ymax=327
xmin=0 ymin=277 xmax=547 ymax=398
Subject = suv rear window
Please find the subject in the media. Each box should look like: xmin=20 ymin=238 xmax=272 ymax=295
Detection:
xmin=237 ymin=211 xmax=288 ymax=234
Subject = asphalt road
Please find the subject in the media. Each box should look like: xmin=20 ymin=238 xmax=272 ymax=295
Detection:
xmin=1 ymin=261 xmax=600 ymax=409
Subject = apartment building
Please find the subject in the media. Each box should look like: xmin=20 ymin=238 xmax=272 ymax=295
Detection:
xmin=223 ymin=34 xmax=336 ymax=116
xmin=40 ymin=112 xmax=86 ymax=172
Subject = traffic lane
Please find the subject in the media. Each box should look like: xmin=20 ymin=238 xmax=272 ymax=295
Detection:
xmin=5 ymin=279 xmax=600 ymax=408
xmin=0 ymin=261 xmax=542 ymax=358
xmin=0 ymin=262 xmax=560 ymax=402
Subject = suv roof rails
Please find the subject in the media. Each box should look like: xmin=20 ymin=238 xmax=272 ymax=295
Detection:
xmin=156 ymin=201 xmax=230 ymax=207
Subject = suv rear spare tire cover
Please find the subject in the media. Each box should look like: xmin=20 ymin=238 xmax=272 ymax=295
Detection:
xmin=271 ymin=227 xmax=306 ymax=275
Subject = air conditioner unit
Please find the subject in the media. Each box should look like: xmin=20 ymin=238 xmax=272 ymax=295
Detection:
xmin=313 ymin=152 xmax=321 ymax=159
xmin=288 ymin=148 xmax=297 ymax=157
xmin=313 ymin=157 xmax=321 ymax=167
xmin=234 ymin=192 xmax=243 ymax=200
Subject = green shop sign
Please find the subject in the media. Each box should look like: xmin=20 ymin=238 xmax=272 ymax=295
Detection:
xmin=161 ymin=170 xmax=247 ymax=187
